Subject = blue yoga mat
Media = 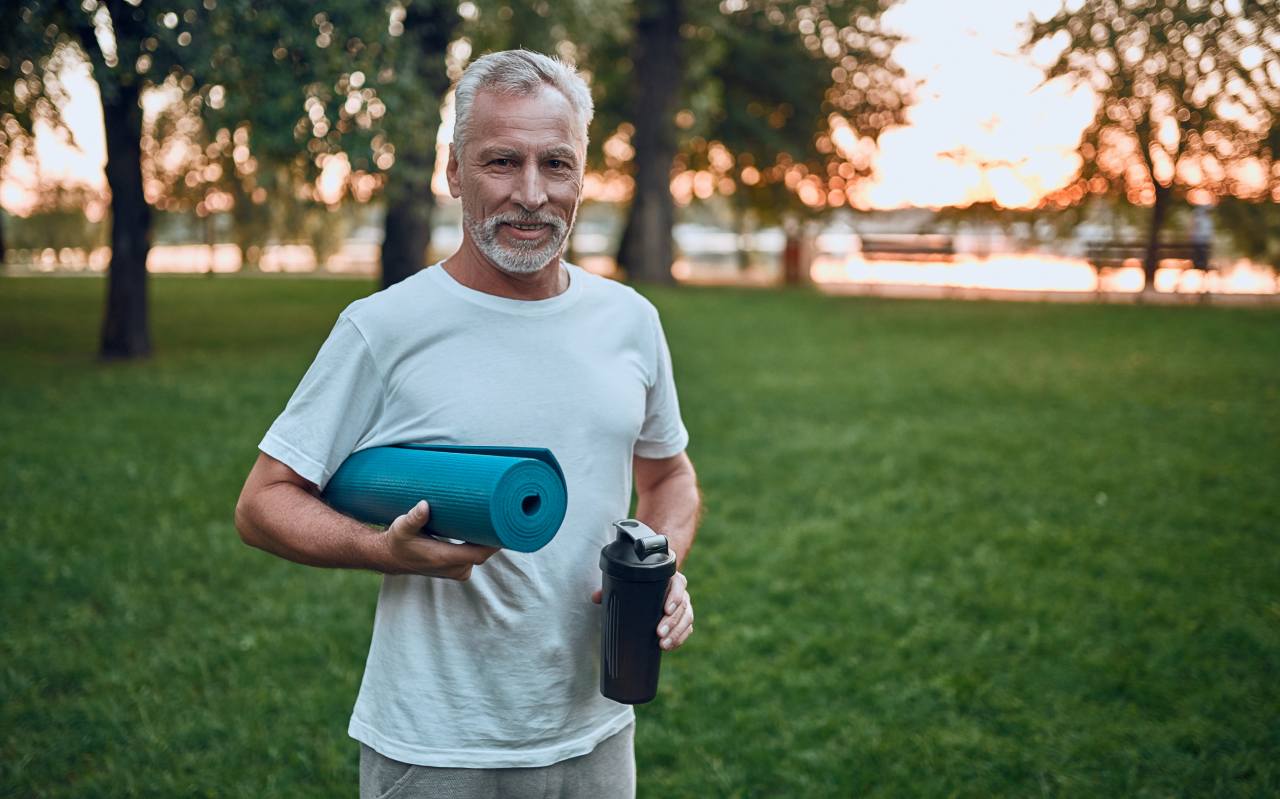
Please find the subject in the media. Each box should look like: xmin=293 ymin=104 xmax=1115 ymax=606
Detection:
xmin=321 ymin=444 xmax=568 ymax=553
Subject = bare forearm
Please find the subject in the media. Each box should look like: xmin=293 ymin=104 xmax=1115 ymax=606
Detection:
xmin=235 ymin=481 xmax=396 ymax=572
xmin=634 ymin=462 xmax=701 ymax=568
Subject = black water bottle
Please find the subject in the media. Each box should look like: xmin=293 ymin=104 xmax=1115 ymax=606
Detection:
xmin=599 ymin=519 xmax=678 ymax=704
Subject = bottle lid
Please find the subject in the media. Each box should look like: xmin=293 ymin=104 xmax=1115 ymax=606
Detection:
xmin=599 ymin=519 xmax=677 ymax=581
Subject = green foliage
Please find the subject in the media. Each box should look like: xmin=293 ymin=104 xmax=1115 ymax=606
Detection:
xmin=4 ymin=185 xmax=107 ymax=251
xmin=7 ymin=0 xmax=215 ymax=112
xmin=3 ymin=0 xmax=398 ymax=265
xmin=465 ymin=0 xmax=628 ymax=67
xmin=1024 ymin=0 xmax=1280 ymax=205
xmin=1216 ymin=194 xmax=1280 ymax=264
xmin=587 ymin=1 xmax=911 ymax=226
xmin=371 ymin=2 xmax=456 ymax=195
xmin=693 ymin=0 xmax=911 ymax=224
xmin=0 ymin=3 xmax=72 ymax=173
xmin=304 ymin=204 xmax=350 ymax=268
xmin=150 ymin=0 xmax=396 ymax=258
xmin=3 ymin=277 xmax=1279 ymax=796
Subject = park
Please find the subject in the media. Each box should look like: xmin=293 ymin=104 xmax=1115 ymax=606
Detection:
xmin=3 ymin=1 xmax=1280 ymax=797
xmin=3 ymin=277 xmax=1279 ymax=795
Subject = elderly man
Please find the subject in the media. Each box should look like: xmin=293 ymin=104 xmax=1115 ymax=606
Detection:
xmin=235 ymin=50 xmax=699 ymax=798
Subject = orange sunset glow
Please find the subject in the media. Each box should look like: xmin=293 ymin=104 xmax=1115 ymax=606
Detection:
xmin=4 ymin=0 xmax=1277 ymax=301
xmin=3 ymin=0 xmax=1094 ymax=214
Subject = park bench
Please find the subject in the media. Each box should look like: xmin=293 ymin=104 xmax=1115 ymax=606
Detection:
xmin=1084 ymin=239 xmax=1212 ymax=274
xmin=857 ymin=234 xmax=955 ymax=261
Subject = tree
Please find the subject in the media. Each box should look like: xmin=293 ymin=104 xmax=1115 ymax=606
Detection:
xmin=698 ymin=0 xmax=910 ymax=283
xmin=373 ymin=0 xmax=626 ymax=288
xmin=606 ymin=0 xmax=911 ymax=284
xmin=615 ymin=0 xmax=683 ymax=284
xmin=5 ymin=184 xmax=109 ymax=259
xmin=182 ymin=1 xmax=387 ymax=272
xmin=6 ymin=0 xmax=220 ymax=358
xmin=0 ymin=15 xmax=56 ymax=266
xmin=376 ymin=1 xmax=458 ymax=289
xmin=0 ymin=74 xmax=32 ymax=265
xmin=174 ymin=0 xmax=606 ymax=289
xmin=1025 ymin=0 xmax=1280 ymax=291
xmin=71 ymin=1 xmax=177 ymax=357
xmin=7 ymin=1 xmax=388 ymax=356
xmin=1216 ymin=194 xmax=1280 ymax=268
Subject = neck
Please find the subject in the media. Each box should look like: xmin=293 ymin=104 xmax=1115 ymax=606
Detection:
xmin=443 ymin=236 xmax=569 ymax=300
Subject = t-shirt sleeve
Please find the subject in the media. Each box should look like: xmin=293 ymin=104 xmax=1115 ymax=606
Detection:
xmin=634 ymin=305 xmax=690 ymax=459
xmin=258 ymin=315 xmax=385 ymax=489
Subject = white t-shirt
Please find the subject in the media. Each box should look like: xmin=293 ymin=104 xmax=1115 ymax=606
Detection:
xmin=259 ymin=263 xmax=689 ymax=768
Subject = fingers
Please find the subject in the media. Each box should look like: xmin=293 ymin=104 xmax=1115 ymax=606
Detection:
xmin=404 ymin=537 xmax=500 ymax=571
xmin=447 ymin=542 xmax=501 ymax=565
xmin=442 ymin=562 xmax=474 ymax=581
xmin=590 ymin=588 xmax=602 ymax=604
xmin=658 ymin=597 xmax=693 ymax=651
xmin=663 ymin=571 xmax=687 ymax=615
xmin=657 ymin=572 xmax=693 ymax=651
xmin=385 ymin=500 xmax=501 ymax=580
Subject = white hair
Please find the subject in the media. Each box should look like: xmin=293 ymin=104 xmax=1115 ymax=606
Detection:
xmin=452 ymin=49 xmax=594 ymax=157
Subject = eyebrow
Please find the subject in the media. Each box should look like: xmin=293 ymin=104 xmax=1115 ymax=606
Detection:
xmin=476 ymin=146 xmax=521 ymax=161
xmin=541 ymin=146 xmax=578 ymax=162
xmin=475 ymin=145 xmax=579 ymax=163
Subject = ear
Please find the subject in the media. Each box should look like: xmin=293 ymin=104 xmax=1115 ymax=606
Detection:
xmin=446 ymin=144 xmax=462 ymax=199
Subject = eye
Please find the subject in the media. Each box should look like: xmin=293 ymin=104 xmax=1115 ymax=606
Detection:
xmin=489 ymin=158 xmax=515 ymax=168
xmin=547 ymin=159 xmax=565 ymax=169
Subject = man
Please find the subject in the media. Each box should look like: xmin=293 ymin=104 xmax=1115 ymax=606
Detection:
xmin=234 ymin=50 xmax=699 ymax=798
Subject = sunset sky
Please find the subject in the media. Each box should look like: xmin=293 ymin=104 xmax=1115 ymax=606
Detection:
xmin=864 ymin=0 xmax=1094 ymax=208
xmin=1 ymin=0 xmax=1096 ymax=215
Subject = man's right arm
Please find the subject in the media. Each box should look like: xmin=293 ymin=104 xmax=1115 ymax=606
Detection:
xmin=235 ymin=452 xmax=498 ymax=580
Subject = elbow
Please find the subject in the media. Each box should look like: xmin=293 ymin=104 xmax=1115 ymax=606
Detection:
xmin=234 ymin=494 xmax=263 ymax=549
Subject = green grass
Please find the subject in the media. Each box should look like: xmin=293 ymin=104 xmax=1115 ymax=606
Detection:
xmin=2 ymin=275 xmax=1278 ymax=797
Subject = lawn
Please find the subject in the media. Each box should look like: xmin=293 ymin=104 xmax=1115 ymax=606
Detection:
xmin=2 ymin=275 xmax=1278 ymax=797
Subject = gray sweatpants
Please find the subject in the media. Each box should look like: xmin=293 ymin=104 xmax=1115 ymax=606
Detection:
xmin=358 ymin=723 xmax=636 ymax=799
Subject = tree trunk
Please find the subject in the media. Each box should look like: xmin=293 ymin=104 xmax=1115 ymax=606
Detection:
xmin=204 ymin=212 xmax=216 ymax=277
xmin=617 ymin=0 xmax=682 ymax=284
xmin=1141 ymin=184 xmax=1172 ymax=293
xmin=781 ymin=219 xmax=810 ymax=285
xmin=381 ymin=170 xmax=435 ymax=289
xmin=231 ymin=180 xmax=261 ymax=272
xmin=379 ymin=1 xmax=454 ymax=290
xmin=237 ymin=242 xmax=262 ymax=272
xmin=99 ymin=80 xmax=152 ymax=359
xmin=734 ymin=202 xmax=751 ymax=272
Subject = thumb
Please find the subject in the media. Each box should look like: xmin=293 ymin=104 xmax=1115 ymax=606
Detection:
xmin=590 ymin=588 xmax=602 ymax=604
xmin=391 ymin=500 xmax=430 ymax=538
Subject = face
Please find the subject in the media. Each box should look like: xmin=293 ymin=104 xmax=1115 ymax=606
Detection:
xmin=447 ymin=85 xmax=586 ymax=276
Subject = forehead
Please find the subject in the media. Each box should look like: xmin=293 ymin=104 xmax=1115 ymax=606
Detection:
xmin=465 ymin=85 xmax=583 ymax=156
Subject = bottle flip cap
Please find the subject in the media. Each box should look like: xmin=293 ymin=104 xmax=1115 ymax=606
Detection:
xmin=599 ymin=520 xmax=677 ymax=582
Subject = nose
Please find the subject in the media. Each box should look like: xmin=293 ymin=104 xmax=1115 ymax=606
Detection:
xmin=511 ymin=162 xmax=548 ymax=212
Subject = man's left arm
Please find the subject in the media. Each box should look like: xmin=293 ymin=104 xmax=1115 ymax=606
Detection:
xmin=634 ymin=451 xmax=701 ymax=652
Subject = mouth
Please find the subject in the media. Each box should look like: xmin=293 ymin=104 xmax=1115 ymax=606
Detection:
xmin=500 ymin=220 xmax=555 ymax=241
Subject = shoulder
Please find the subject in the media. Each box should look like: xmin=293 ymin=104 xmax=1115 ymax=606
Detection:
xmin=338 ymin=267 xmax=441 ymax=335
xmin=568 ymin=264 xmax=660 ymax=323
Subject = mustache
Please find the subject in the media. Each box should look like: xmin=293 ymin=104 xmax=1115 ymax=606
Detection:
xmin=487 ymin=211 xmax=566 ymax=232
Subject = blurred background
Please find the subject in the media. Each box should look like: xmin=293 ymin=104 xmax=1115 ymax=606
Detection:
xmin=3 ymin=0 xmax=1278 ymax=357
xmin=3 ymin=1 xmax=1279 ymax=796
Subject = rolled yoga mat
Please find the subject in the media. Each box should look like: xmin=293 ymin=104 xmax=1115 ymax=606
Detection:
xmin=321 ymin=444 xmax=568 ymax=553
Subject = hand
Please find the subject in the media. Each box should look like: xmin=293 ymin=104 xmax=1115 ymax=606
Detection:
xmin=656 ymin=571 xmax=693 ymax=651
xmin=385 ymin=500 xmax=500 ymax=580
xmin=592 ymin=571 xmax=694 ymax=652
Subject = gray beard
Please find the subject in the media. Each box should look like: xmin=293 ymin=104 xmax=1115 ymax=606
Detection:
xmin=466 ymin=209 xmax=573 ymax=275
